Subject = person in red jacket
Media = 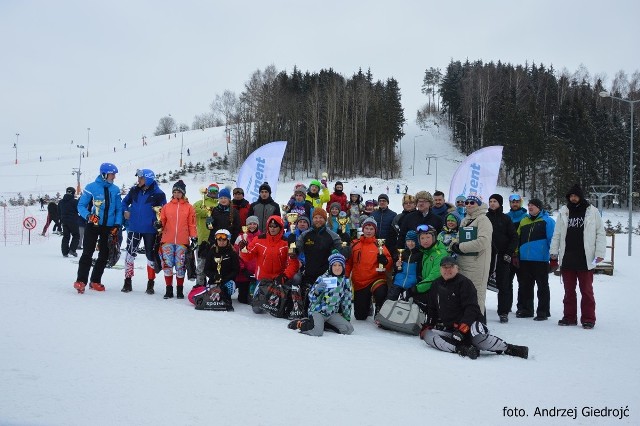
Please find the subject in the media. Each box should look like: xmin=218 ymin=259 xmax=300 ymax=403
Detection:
xmin=329 ymin=181 xmax=348 ymax=212
xmin=346 ymin=216 xmax=392 ymax=320
xmin=158 ymin=180 xmax=197 ymax=300
xmin=239 ymin=215 xmax=299 ymax=312
xmin=233 ymin=215 xmax=261 ymax=304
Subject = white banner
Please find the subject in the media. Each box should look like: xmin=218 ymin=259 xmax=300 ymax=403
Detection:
xmin=236 ymin=141 xmax=287 ymax=203
xmin=448 ymin=146 xmax=503 ymax=204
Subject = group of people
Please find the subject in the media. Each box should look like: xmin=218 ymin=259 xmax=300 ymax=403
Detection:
xmin=65 ymin=162 xmax=605 ymax=359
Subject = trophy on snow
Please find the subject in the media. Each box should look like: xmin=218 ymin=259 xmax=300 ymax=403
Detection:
xmin=376 ymin=239 xmax=386 ymax=272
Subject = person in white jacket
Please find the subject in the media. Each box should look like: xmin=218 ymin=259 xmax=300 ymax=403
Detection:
xmin=550 ymin=184 xmax=606 ymax=330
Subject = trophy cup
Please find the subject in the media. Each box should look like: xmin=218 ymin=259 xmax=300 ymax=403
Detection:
xmin=396 ymin=248 xmax=405 ymax=271
xmin=376 ymin=239 xmax=386 ymax=272
xmin=214 ymin=257 xmax=222 ymax=276
xmin=286 ymin=212 xmax=298 ymax=233
xmin=289 ymin=242 xmax=296 ymax=255
xmin=337 ymin=214 xmax=350 ymax=233
xmin=88 ymin=200 xmax=103 ymax=225
xmin=321 ymin=172 xmax=328 ymax=180
xmin=152 ymin=206 xmax=163 ymax=232
xmin=241 ymin=226 xmax=249 ymax=253
xmin=199 ymin=187 xmax=207 ymax=203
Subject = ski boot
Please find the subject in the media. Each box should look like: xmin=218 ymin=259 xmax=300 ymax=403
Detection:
xmin=504 ymin=344 xmax=529 ymax=359
xmin=145 ymin=279 xmax=155 ymax=295
xmin=121 ymin=277 xmax=132 ymax=293
xmin=73 ymin=281 xmax=86 ymax=294
xmin=163 ymin=285 xmax=174 ymax=299
xmin=176 ymin=285 xmax=184 ymax=299
xmin=89 ymin=282 xmax=105 ymax=291
xmin=455 ymin=344 xmax=480 ymax=360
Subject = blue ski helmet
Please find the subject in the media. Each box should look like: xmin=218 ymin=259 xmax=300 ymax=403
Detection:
xmin=100 ymin=162 xmax=119 ymax=175
xmin=135 ymin=168 xmax=155 ymax=186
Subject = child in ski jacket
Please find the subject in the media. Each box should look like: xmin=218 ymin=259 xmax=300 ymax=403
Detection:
xmin=438 ymin=213 xmax=460 ymax=255
xmin=388 ymin=230 xmax=423 ymax=300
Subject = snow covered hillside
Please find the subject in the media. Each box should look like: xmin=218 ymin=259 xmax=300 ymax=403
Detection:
xmin=1 ymin=122 xmax=638 ymax=425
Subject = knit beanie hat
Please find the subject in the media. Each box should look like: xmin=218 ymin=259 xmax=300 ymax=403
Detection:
xmin=361 ymin=216 xmax=377 ymax=231
xmin=466 ymin=194 xmax=483 ymax=206
xmin=405 ymin=230 xmax=418 ymax=244
xmin=489 ymin=193 xmax=503 ymax=207
xmin=378 ymin=194 xmax=389 ymax=203
xmin=334 ymin=181 xmax=344 ymax=190
xmin=328 ymin=250 xmax=346 ymax=270
xmin=259 ymin=182 xmax=271 ymax=194
xmin=566 ymin=184 xmax=585 ymax=201
xmin=312 ymin=207 xmax=328 ymax=220
xmin=296 ymin=216 xmax=311 ymax=226
xmin=528 ymin=198 xmax=543 ymax=210
xmin=218 ymin=187 xmax=231 ymax=199
xmin=309 ymin=179 xmax=322 ymax=190
xmin=294 ymin=184 xmax=307 ymax=195
xmin=365 ymin=199 xmax=378 ymax=207
xmin=455 ymin=195 xmax=466 ymax=203
xmin=329 ymin=202 xmax=341 ymax=212
xmin=172 ymin=180 xmax=186 ymax=195
xmin=66 ymin=187 xmax=76 ymax=196
xmin=446 ymin=213 xmax=460 ymax=226
xmin=246 ymin=216 xmax=259 ymax=226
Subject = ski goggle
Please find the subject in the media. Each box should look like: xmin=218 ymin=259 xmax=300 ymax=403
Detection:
xmin=208 ymin=185 xmax=219 ymax=194
xmin=509 ymin=194 xmax=521 ymax=202
xmin=215 ymin=234 xmax=228 ymax=241
xmin=135 ymin=169 xmax=145 ymax=177
xmin=416 ymin=224 xmax=436 ymax=233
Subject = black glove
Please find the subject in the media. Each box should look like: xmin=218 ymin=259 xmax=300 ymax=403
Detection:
xmin=338 ymin=232 xmax=351 ymax=243
xmin=452 ymin=323 xmax=469 ymax=342
xmin=275 ymin=274 xmax=287 ymax=285
xmin=452 ymin=330 xmax=465 ymax=342
xmin=451 ymin=242 xmax=463 ymax=255
xmin=189 ymin=237 xmax=198 ymax=251
xmin=153 ymin=220 xmax=163 ymax=230
xmin=377 ymin=254 xmax=388 ymax=265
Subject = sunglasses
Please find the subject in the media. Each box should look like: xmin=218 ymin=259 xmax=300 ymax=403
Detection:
xmin=465 ymin=201 xmax=476 ymax=205
xmin=416 ymin=224 xmax=435 ymax=232
xmin=456 ymin=200 xmax=465 ymax=204
xmin=233 ymin=191 xmax=243 ymax=195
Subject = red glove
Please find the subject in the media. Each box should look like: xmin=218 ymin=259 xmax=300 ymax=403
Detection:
xmin=87 ymin=214 xmax=99 ymax=226
xmin=511 ymin=255 xmax=520 ymax=269
xmin=549 ymin=258 xmax=559 ymax=273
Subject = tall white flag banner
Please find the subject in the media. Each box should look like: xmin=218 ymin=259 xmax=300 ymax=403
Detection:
xmin=236 ymin=141 xmax=288 ymax=203
xmin=448 ymin=146 xmax=503 ymax=204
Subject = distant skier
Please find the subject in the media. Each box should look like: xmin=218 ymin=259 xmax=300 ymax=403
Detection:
xmin=368 ymin=185 xmax=372 ymax=194
xmin=396 ymin=184 xmax=400 ymax=194
xmin=363 ymin=184 xmax=366 ymax=194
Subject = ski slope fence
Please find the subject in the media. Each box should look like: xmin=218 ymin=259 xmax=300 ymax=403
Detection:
xmin=1 ymin=206 xmax=51 ymax=246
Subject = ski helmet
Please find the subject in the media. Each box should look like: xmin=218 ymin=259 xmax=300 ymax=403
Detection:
xmin=100 ymin=162 xmax=119 ymax=177
xmin=135 ymin=168 xmax=155 ymax=186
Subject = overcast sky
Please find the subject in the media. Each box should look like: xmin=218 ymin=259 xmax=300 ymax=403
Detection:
xmin=2 ymin=0 xmax=639 ymax=157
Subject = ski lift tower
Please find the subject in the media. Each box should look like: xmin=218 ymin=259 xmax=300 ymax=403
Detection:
xmin=589 ymin=185 xmax=619 ymax=216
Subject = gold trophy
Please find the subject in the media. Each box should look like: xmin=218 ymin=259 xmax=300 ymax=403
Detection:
xmin=214 ymin=256 xmax=222 ymax=276
xmin=93 ymin=200 xmax=103 ymax=215
xmin=286 ymin=212 xmax=299 ymax=233
xmin=321 ymin=172 xmax=328 ymax=180
xmin=241 ymin=225 xmax=249 ymax=253
xmin=289 ymin=242 xmax=296 ymax=255
xmin=152 ymin=206 xmax=163 ymax=232
xmin=376 ymin=239 xmax=386 ymax=272
xmin=396 ymin=248 xmax=405 ymax=271
xmin=199 ymin=187 xmax=207 ymax=203
xmin=337 ymin=215 xmax=350 ymax=233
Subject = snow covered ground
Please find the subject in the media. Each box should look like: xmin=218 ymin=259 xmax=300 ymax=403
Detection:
xmin=1 ymin=123 xmax=638 ymax=425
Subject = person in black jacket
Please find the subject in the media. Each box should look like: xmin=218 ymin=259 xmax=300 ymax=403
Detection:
xmin=486 ymin=194 xmax=519 ymax=323
xmin=58 ymin=187 xmax=80 ymax=257
xmin=247 ymin=182 xmax=281 ymax=233
xmin=420 ymin=256 xmax=528 ymax=359
xmin=397 ymin=191 xmax=444 ymax=247
xmin=202 ymin=229 xmax=240 ymax=311
xmin=41 ymin=200 xmax=62 ymax=235
xmin=207 ymin=187 xmax=241 ymax=244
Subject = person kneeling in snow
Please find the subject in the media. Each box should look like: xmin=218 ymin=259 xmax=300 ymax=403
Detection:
xmin=189 ymin=229 xmax=239 ymax=311
xmin=288 ymin=251 xmax=354 ymax=336
xmin=420 ymin=256 xmax=528 ymax=360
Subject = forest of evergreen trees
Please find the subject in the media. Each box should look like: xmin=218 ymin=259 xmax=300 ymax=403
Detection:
xmin=431 ymin=60 xmax=639 ymax=209
xmin=217 ymin=65 xmax=405 ymax=181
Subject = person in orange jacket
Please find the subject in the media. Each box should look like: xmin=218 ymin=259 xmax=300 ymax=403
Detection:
xmin=158 ymin=180 xmax=197 ymax=300
xmin=346 ymin=217 xmax=392 ymax=320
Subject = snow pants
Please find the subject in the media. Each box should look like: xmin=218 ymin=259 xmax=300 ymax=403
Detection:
xmin=422 ymin=321 xmax=508 ymax=354
xmin=561 ymin=269 xmax=596 ymax=325
xmin=303 ymin=312 xmax=354 ymax=336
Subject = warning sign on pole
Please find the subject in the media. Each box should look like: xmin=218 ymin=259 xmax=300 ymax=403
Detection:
xmin=23 ymin=217 xmax=37 ymax=230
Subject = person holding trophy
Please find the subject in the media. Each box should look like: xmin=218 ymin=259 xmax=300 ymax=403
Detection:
xmin=193 ymin=183 xmax=220 ymax=287
xmin=73 ymin=163 xmax=123 ymax=294
xmin=345 ymin=217 xmax=392 ymax=320
xmin=233 ymin=216 xmax=261 ymax=304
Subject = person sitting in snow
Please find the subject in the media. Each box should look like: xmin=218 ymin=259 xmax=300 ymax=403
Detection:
xmin=420 ymin=256 xmax=529 ymax=360
xmin=288 ymin=251 xmax=354 ymax=336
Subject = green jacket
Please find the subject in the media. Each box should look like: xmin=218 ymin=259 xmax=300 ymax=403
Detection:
xmin=416 ymin=241 xmax=448 ymax=293
xmin=193 ymin=197 xmax=218 ymax=243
